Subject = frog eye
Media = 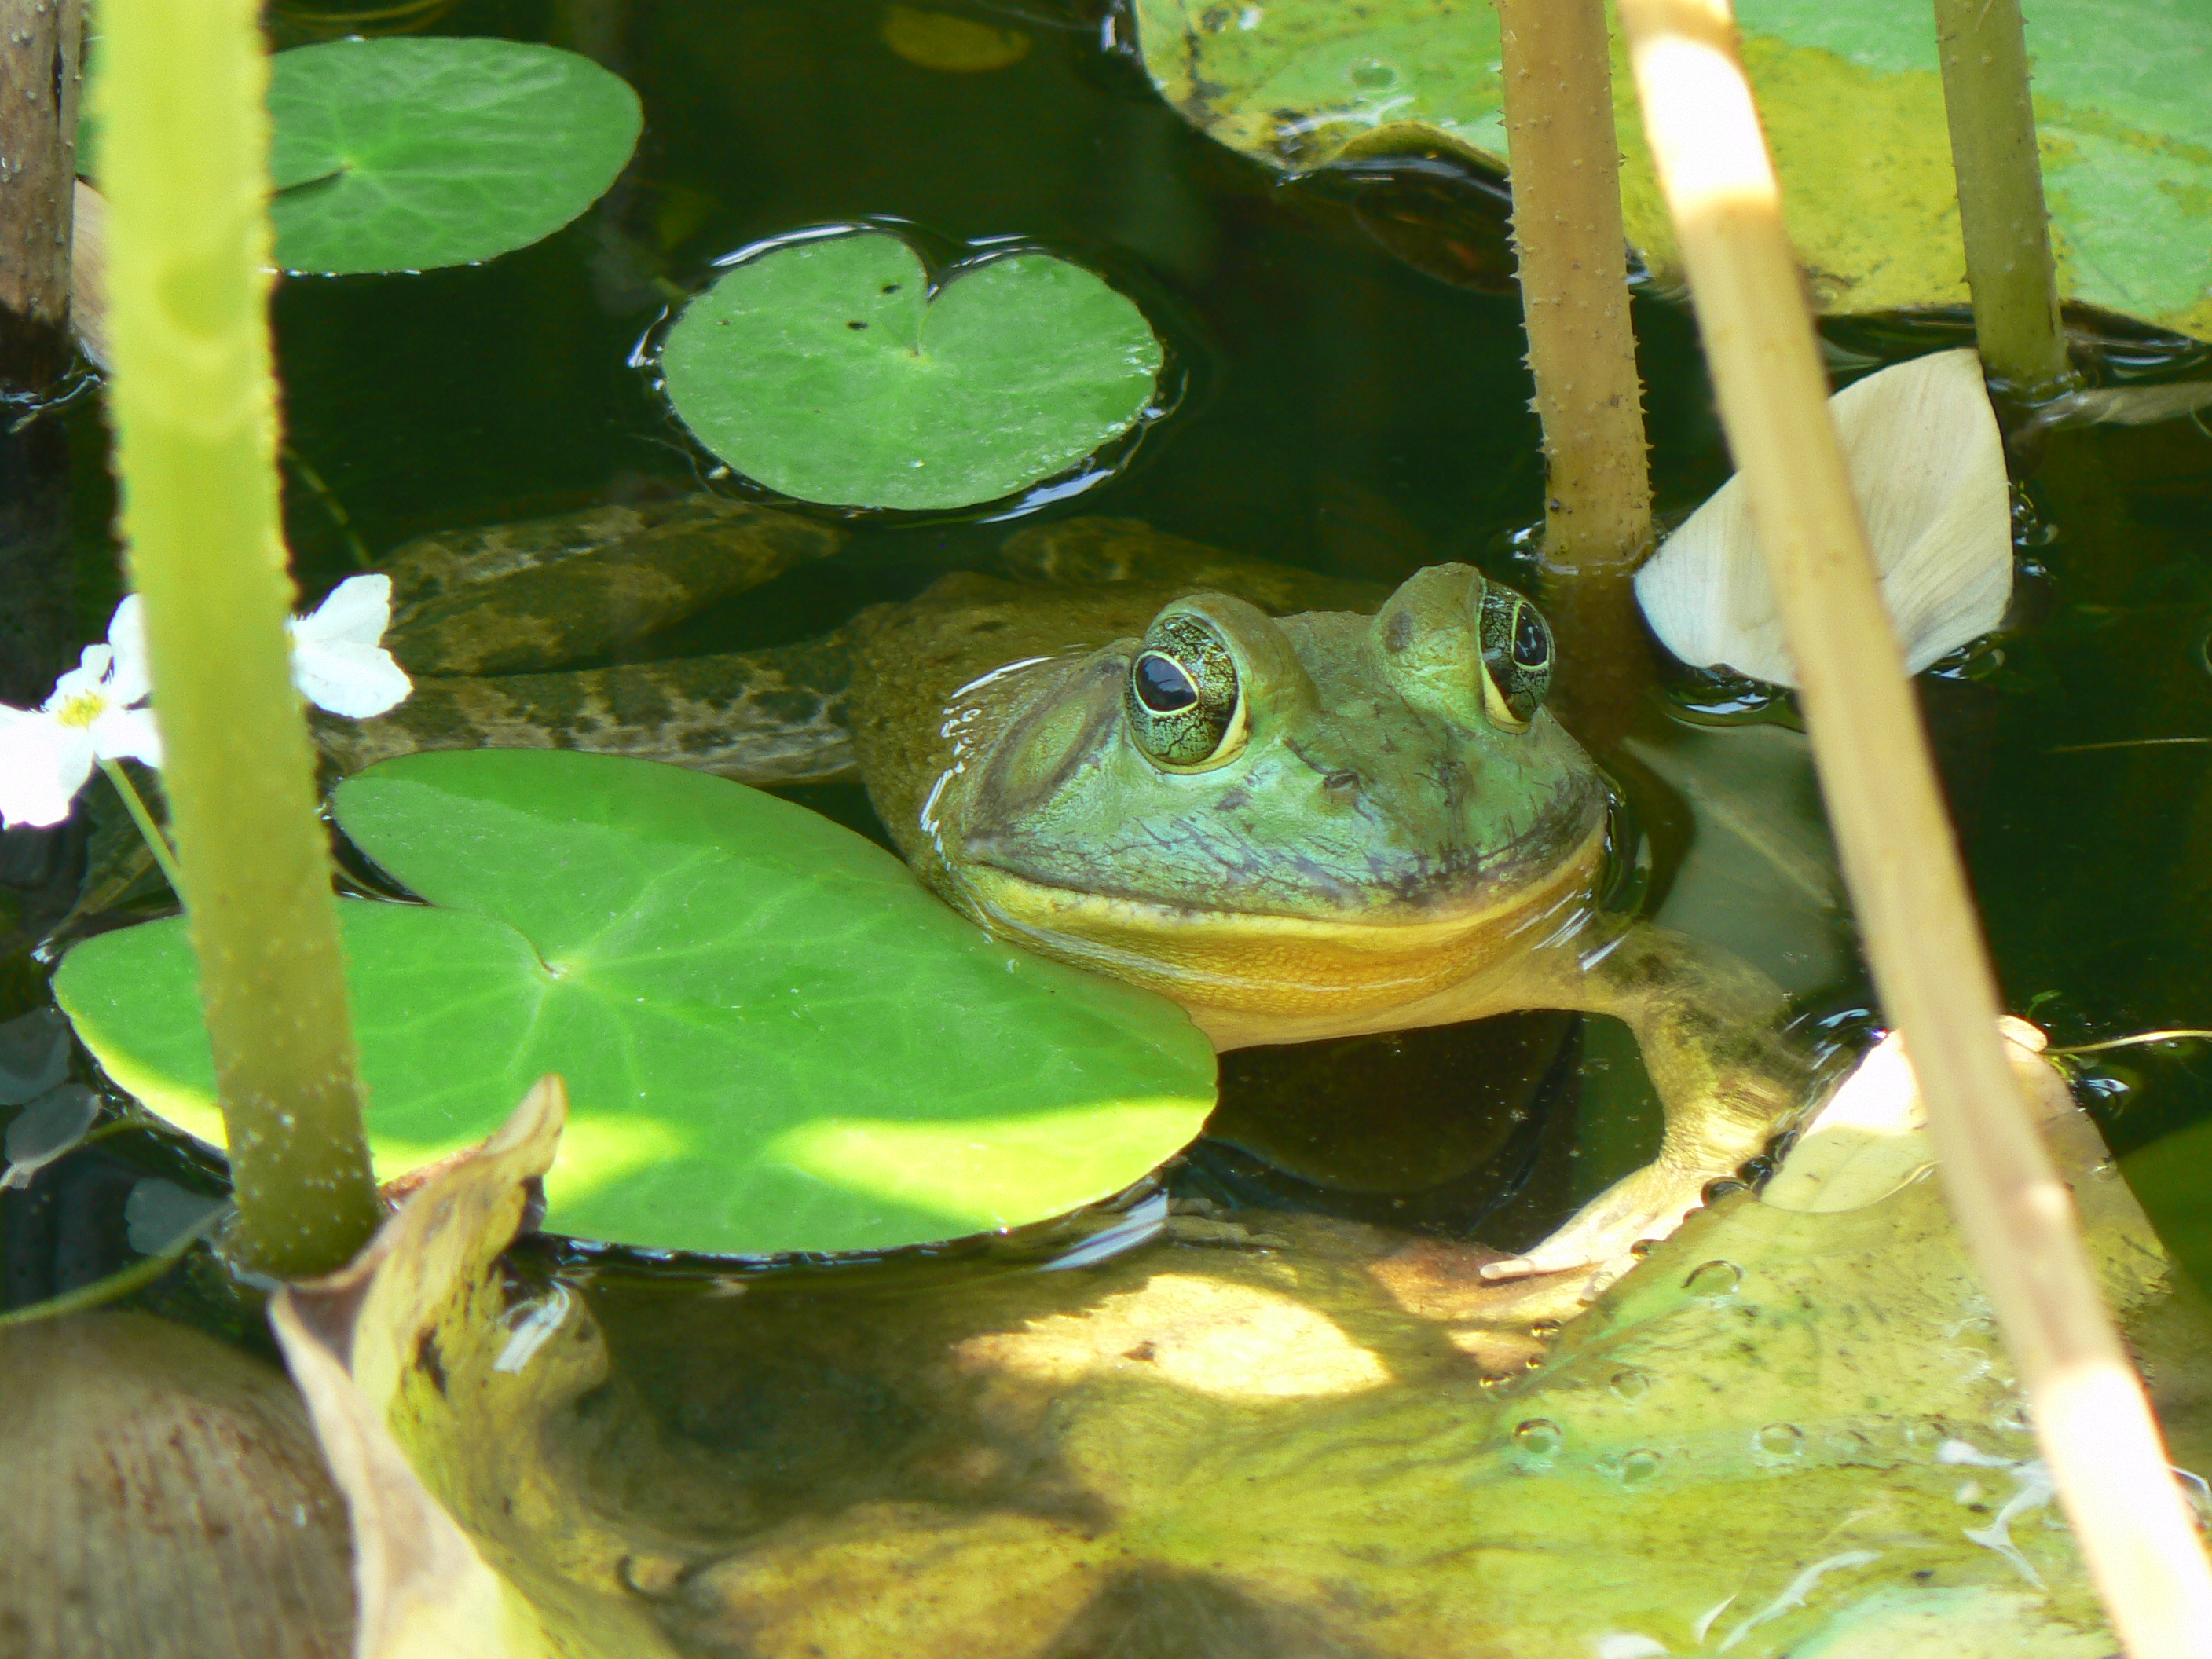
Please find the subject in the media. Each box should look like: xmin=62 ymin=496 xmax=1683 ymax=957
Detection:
xmin=1126 ymin=612 xmax=1248 ymax=769
xmin=1477 ymin=584 xmax=1552 ymax=731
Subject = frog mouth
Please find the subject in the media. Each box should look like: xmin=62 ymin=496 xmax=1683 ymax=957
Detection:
xmin=951 ymin=804 xmax=1610 ymax=1020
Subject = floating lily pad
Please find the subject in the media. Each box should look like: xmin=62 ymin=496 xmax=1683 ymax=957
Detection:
xmin=52 ymin=751 xmax=1215 ymax=1256
xmin=266 ymin=38 xmax=643 ymax=275
xmin=660 ymin=231 xmax=1163 ymax=510
xmin=1130 ymin=0 xmax=2212 ymax=342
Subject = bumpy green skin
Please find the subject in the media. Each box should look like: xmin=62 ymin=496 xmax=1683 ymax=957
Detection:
xmin=339 ymin=508 xmax=1807 ymax=1285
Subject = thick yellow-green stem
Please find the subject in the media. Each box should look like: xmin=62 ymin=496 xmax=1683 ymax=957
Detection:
xmin=101 ymin=0 xmax=380 ymax=1276
xmin=1495 ymin=0 xmax=1654 ymax=752
xmin=1932 ymin=0 xmax=2072 ymax=395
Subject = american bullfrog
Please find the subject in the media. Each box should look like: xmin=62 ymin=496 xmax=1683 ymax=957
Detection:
xmin=327 ymin=498 xmax=1802 ymax=1288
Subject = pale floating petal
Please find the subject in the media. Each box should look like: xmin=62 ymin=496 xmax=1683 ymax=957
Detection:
xmin=92 ymin=703 xmax=165 ymax=769
xmin=293 ymin=639 xmax=413 ymax=719
xmin=104 ymin=594 xmax=152 ymax=705
xmin=292 ymin=573 xmax=394 ymax=650
xmin=1635 ymin=348 xmax=2011 ymax=687
xmin=0 ymin=712 xmax=97 ymax=828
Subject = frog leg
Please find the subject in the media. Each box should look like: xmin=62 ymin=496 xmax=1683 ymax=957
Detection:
xmin=318 ymin=631 xmax=859 ymax=786
xmin=379 ymin=495 xmax=844 ymax=677
xmin=319 ymin=496 xmax=858 ymax=784
xmin=995 ymin=518 xmax=1385 ymax=616
xmin=1477 ymin=920 xmax=1804 ymax=1292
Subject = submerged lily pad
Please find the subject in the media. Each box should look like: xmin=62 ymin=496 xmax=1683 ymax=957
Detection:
xmin=660 ymin=231 xmax=1163 ymax=510
xmin=52 ymin=751 xmax=1214 ymax=1256
xmin=1130 ymin=0 xmax=2212 ymax=342
xmin=266 ymin=38 xmax=643 ymax=275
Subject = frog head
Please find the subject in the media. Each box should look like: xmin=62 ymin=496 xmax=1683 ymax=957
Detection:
xmin=935 ymin=564 xmax=1611 ymax=1018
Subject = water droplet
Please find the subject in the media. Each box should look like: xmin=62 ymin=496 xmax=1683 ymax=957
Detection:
xmin=1683 ymin=1259 xmax=1743 ymax=1295
xmin=1610 ymin=1368 xmax=1653 ymax=1403
xmin=1990 ymin=1398 xmax=2034 ymax=1437
xmin=1513 ymin=1418 xmax=1563 ymax=1457
xmin=1621 ymin=1449 xmax=1662 ymax=1485
xmin=1753 ymin=1422 xmax=1805 ymax=1459
xmin=1900 ymin=1418 xmax=1949 ymax=1452
xmin=1529 ymin=1318 xmax=1563 ymax=1339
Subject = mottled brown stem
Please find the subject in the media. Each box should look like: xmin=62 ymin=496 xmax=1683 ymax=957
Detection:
xmin=1617 ymin=0 xmax=2212 ymax=1650
xmin=1494 ymin=0 xmax=1654 ymax=749
xmin=0 ymin=0 xmax=82 ymax=392
xmin=1932 ymin=0 xmax=2071 ymax=396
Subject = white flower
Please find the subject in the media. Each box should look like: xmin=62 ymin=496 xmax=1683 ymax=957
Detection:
xmin=287 ymin=573 xmax=412 ymax=720
xmin=0 ymin=576 xmax=412 ymax=832
xmin=0 ymin=596 xmax=163 ymax=828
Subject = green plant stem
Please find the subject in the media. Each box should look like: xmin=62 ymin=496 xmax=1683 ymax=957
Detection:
xmin=1932 ymin=0 xmax=2073 ymax=395
xmin=1493 ymin=0 xmax=1654 ymax=751
xmin=97 ymin=758 xmax=188 ymax=900
xmin=101 ymin=0 xmax=380 ymax=1278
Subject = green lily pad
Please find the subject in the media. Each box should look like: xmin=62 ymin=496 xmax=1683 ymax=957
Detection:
xmin=659 ymin=231 xmax=1164 ymax=510
xmin=52 ymin=751 xmax=1215 ymax=1256
xmin=1130 ymin=0 xmax=2212 ymax=342
xmin=266 ymin=38 xmax=643 ymax=275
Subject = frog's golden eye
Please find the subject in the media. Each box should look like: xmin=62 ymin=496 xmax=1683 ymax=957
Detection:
xmin=1126 ymin=613 xmax=1248 ymax=769
xmin=1477 ymin=584 xmax=1552 ymax=731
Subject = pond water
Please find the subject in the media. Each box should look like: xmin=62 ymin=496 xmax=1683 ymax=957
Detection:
xmin=4 ymin=0 xmax=2212 ymax=1643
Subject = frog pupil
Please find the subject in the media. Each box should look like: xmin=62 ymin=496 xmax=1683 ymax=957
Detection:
xmin=1135 ymin=654 xmax=1199 ymax=713
xmin=1514 ymin=606 xmax=1549 ymax=668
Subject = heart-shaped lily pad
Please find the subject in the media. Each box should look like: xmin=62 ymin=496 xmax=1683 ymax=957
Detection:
xmin=659 ymin=231 xmax=1164 ymax=510
xmin=266 ymin=38 xmax=643 ymax=275
xmin=52 ymin=751 xmax=1215 ymax=1256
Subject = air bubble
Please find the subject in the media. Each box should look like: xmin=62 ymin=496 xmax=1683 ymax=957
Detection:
xmin=1683 ymin=1259 xmax=1744 ymax=1295
xmin=1610 ymin=1368 xmax=1653 ymax=1403
xmin=1513 ymin=1418 xmax=1563 ymax=1458
xmin=1753 ymin=1423 xmax=1805 ymax=1459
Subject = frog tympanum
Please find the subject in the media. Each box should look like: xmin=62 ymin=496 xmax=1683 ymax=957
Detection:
xmin=328 ymin=500 xmax=1803 ymax=1289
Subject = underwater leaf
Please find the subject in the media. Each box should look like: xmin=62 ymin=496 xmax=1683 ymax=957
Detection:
xmin=257 ymin=1008 xmax=2201 ymax=1655
xmin=1635 ymin=349 xmax=2011 ymax=685
xmin=880 ymin=5 xmax=1032 ymax=71
xmin=659 ymin=230 xmax=1163 ymax=511
xmin=53 ymin=750 xmax=1214 ymax=1256
xmin=266 ymin=38 xmax=643 ymax=275
xmin=1130 ymin=0 xmax=2212 ymax=342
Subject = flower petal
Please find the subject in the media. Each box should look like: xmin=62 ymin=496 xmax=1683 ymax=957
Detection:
xmin=91 ymin=704 xmax=165 ymax=770
xmin=291 ymin=574 xmax=394 ymax=650
xmin=0 ymin=712 xmax=97 ymax=828
xmin=44 ymin=644 xmax=113 ymax=712
xmin=104 ymin=595 xmax=153 ymax=705
xmin=292 ymin=639 xmax=412 ymax=719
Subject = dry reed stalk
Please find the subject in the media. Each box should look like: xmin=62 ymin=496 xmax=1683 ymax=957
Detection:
xmin=1613 ymin=0 xmax=2212 ymax=1651
xmin=1494 ymin=0 xmax=1654 ymax=747
xmin=1932 ymin=0 xmax=2071 ymax=395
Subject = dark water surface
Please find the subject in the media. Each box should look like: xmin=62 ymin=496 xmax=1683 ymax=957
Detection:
xmin=5 ymin=0 xmax=2212 ymax=1344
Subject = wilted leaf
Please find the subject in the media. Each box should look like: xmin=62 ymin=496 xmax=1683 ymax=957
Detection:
xmin=1130 ymin=0 xmax=2212 ymax=342
xmin=270 ymin=1032 xmax=2202 ymax=1654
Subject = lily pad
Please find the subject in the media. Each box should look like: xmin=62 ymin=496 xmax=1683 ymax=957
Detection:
xmin=51 ymin=750 xmax=1215 ymax=1256
xmin=1130 ymin=0 xmax=2212 ymax=342
xmin=266 ymin=38 xmax=643 ymax=275
xmin=659 ymin=231 xmax=1163 ymax=510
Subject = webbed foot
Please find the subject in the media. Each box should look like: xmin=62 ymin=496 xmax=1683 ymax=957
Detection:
xmin=1477 ymin=1159 xmax=1727 ymax=1298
